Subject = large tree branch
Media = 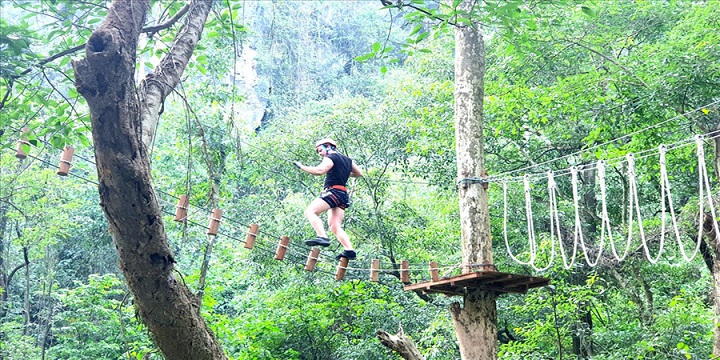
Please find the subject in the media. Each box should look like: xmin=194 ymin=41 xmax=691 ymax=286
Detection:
xmin=11 ymin=3 xmax=191 ymax=83
xmin=377 ymin=324 xmax=425 ymax=360
xmin=2 ymin=261 xmax=29 ymax=302
xmin=1 ymin=3 xmax=192 ymax=111
xmin=143 ymin=3 xmax=192 ymax=34
xmin=565 ymin=39 xmax=649 ymax=88
xmin=138 ymin=1 xmax=211 ymax=149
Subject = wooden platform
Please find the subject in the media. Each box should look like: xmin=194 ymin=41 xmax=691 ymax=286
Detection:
xmin=404 ymin=270 xmax=550 ymax=296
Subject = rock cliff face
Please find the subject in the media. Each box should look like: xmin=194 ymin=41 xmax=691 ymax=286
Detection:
xmin=233 ymin=43 xmax=267 ymax=134
xmin=228 ymin=1 xmax=402 ymax=135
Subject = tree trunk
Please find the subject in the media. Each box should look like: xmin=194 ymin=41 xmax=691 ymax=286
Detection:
xmin=0 ymin=202 xmax=7 ymax=305
xmin=377 ymin=325 xmax=425 ymax=360
xmin=72 ymin=1 xmax=226 ymax=359
xmin=713 ymin=250 xmax=720 ymax=357
xmin=708 ymin=135 xmax=720 ymax=356
xmin=452 ymin=1 xmax=497 ymax=359
xmin=450 ymin=290 xmax=497 ymax=360
xmin=705 ymin=211 xmax=720 ymax=357
xmin=572 ymin=164 xmax=596 ymax=358
xmin=23 ymin=247 xmax=29 ymax=336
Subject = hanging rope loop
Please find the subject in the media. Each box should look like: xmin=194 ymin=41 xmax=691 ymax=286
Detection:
xmin=658 ymin=144 xmax=697 ymax=261
xmin=695 ymin=135 xmax=720 ymax=247
xmin=525 ymin=174 xmax=535 ymax=265
xmin=503 ymin=178 xmax=533 ymax=265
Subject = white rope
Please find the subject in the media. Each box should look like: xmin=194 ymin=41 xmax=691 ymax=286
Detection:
xmin=549 ymin=171 xmax=577 ymax=269
xmin=524 ymin=175 xmax=539 ymax=266
xmin=529 ymin=174 xmax=555 ymax=272
xmin=599 ymin=159 xmax=631 ymax=262
xmin=695 ymin=135 xmax=720 ymax=249
xmin=345 ymin=263 xmax=460 ymax=272
xmin=570 ymin=166 xmax=591 ymax=267
xmin=576 ymin=162 xmax=604 ymax=267
xmin=500 ymin=133 xmax=720 ymax=269
xmin=627 ymin=154 xmax=664 ymax=263
xmin=495 ymin=130 xmax=720 ymax=186
xmin=658 ymin=144 xmax=697 ymax=261
xmin=503 ymin=179 xmax=534 ymax=265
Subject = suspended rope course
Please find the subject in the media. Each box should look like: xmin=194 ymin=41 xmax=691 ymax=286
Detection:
xmin=4 ymin=99 xmax=720 ymax=281
xmin=3 ymin=133 xmax=468 ymax=285
xmin=502 ymin=130 xmax=720 ymax=270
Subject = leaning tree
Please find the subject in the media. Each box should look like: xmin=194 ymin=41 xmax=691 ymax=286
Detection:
xmin=71 ymin=0 xmax=226 ymax=358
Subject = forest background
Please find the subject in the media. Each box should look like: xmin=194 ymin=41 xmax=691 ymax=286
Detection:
xmin=1 ymin=0 xmax=719 ymax=359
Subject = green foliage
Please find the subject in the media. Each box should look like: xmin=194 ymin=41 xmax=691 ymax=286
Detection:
xmin=0 ymin=18 xmax=36 ymax=78
xmin=2 ymin=0 xmax=720 ymax=359
xmin=48 ymin=274 xmax=152 ymax=360
xmin=0 ymin=320 xmax=41 ymax=360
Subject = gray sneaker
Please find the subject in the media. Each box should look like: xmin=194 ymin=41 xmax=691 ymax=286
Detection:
xmin=305 ymin=236 xmax=331 ymax=247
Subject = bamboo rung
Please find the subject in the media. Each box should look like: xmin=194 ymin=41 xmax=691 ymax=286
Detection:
xmin=15 ymin=127 xmax=30 ymax=159
xmin=304 ymin=248 xmax=320 ymax=271
xmin=430 ymin=261 xmax=439 ymax=282
xmin=57 ymin=146 xmax=75 ymax=176
xmin=335 ymin=257 xmax=349 ymax=280
xmin=173 ymin=195 xmax=189 ymax=222
xmin=206 ymin=208 xmax=222 ymax=235
xmin=370 ymin=259 xmax=379 ymax=282
xmin=400 ymin=260 xmax=410 ymax=284
xmin=244 ymin=223 xmax=259 ymax=249
xmin=274 ymin=236 xmax=290 ymax=260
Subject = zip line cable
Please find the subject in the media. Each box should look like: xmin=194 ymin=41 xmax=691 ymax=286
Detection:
xmin=12 ymin=96 xmax=717 ymax=190
xmin=487 ymin=99 xmax=720 ymax=182
xmin=505 ymin=127 xmax=720 ymax=184
xmin=4 ymin=126 xmax=326 ymax=256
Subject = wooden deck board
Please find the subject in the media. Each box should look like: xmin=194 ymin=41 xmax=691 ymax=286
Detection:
xmin=404 ymin=271 xmax=550 ymax=296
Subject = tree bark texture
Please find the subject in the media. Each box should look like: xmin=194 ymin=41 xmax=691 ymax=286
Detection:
xmin=450 ymin=289 xmax=498 ymax=360
xmin=705 ymin=212 xmax=720 ymax=357
xmin=377 ymin=326 xmax=425 ymax=360
xmin=72 ymin=1 xmax=226 ymax=359
xmin=709 ymin=135 xmax=720 ymax=356
xmin=452 ymin=1 xmax=497 ymax=359
xmin=0 ymin=203 xmax=7 ymax=304
xmin=454 ymin=1 xmax=491 ymax=270
xmin=713 ymin=248 xmax=720 ymax=357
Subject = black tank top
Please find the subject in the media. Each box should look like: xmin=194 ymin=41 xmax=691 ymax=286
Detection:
xmin=324 ymin=152 xmax=352 ymax=189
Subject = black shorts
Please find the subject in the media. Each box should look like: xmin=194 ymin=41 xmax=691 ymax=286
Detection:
xmin=320 ymin=188 xmax=350 ymax=210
